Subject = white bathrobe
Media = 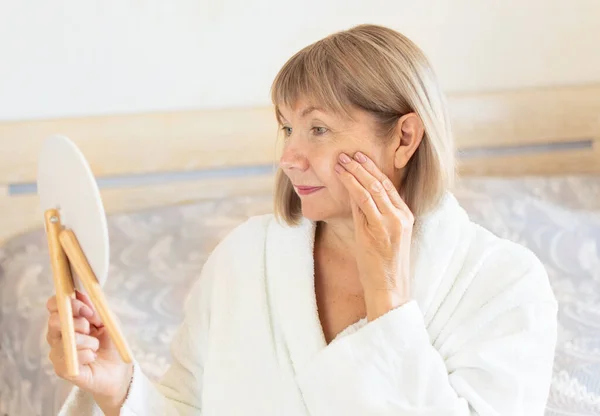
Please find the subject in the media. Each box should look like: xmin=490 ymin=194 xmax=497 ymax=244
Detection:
xmin=60 ymin=193 xmax=557 ymax=416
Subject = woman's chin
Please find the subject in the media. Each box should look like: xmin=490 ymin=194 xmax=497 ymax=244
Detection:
xmin=300 ymin=204 xmax=330 ymax=223
xmin=300 ymin=203 xmax=347 ymax=223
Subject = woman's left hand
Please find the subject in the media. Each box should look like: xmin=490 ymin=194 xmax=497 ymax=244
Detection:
xmin=335 ymin=151 xmax=414 ymax=320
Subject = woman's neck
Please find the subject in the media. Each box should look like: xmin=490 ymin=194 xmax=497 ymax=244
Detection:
xmin=316 ymin=218 xmax=356 ymax=258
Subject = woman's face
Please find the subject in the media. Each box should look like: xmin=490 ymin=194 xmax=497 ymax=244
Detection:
xmin=278 ymin=100 xmax=399 ymax=222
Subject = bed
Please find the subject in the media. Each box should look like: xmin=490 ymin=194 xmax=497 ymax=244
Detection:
xmin=1 ymin=84 xmax=599 ymax=415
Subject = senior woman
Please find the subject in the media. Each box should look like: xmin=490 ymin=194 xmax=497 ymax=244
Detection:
xmin=48 ymin=24 xmax=557 ymax=415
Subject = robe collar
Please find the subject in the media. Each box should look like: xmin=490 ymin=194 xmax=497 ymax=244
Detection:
xmin=265 ymin=192 xmax=471 ymax=373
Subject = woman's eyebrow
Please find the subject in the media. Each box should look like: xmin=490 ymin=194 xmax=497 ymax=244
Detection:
xmin=276 ymin=106 xmax=326 ymax=122
xmin=301 ymin=106 xmax=325 ymax=118
xmin=276 ymin=109 xmax=288 ymax=123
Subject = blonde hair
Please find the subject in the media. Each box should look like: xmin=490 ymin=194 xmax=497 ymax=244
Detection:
xmin=271 ymin=24 xmax=455 ymax=226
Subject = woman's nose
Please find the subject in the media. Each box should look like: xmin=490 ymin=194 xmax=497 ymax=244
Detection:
xmin=279 ymin=145 xmax=309 ymax=171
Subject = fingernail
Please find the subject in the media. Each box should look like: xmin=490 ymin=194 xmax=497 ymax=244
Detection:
xmin=354 ymin=152 xmax=367 ymax=163
xmin=339 ymin=153 xmax=351 ymax=164
xmin=334 ymin=164 xmax=344 ymax=173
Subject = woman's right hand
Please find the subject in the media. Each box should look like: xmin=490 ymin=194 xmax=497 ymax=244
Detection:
xmin=46 ymin=290 xmax=133 ymax=412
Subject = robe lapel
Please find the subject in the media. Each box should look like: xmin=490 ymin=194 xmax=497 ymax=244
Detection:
xmin=265 ymin=216 xmax=327 ymax=376
xmin=410 ymin=193 xmax=473 ymax=336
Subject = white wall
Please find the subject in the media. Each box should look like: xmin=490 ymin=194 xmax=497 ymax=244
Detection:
xmin=1 ymin=0 xmax=599 ymax=121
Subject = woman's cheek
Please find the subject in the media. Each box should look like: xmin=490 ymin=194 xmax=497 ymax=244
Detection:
xmin=331 ymin=171 xmax=351 ymax=205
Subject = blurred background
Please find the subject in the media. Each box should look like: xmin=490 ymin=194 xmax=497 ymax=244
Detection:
xmin=1 ymin=0 xmax=600 ymax=120
xmin=1 ymin=2 xmax=600 ymax=416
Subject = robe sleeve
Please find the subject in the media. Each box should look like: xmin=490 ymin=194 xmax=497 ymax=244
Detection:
xmin=295 ymin=245 xmax=558 ymax=416
xmin=59 ymin=246 xmax=217 ymax=416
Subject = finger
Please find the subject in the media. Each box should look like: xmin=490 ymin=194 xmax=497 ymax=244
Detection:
xmin=338 ymin=153 xmax=394 ymax=215
xmin=47 ymin=294 xmax=94 ymax=320
xmin=49 ymin=311 xmax=91 ymax=335
xmin=49 ymin=346 xmax=93 ymax=380
xmin=335 ymin=162 xmax=381 ymax=224
xmin=75 ymin=290 xmax=104 ymax=328
xmin=73 ymin=317 xmax=91 ymax=334
xmin=49 ymin=344 xmax=65 ymax=368
xmin=49 ymin=352 xmax=73 ymax=381
xmin=72 ymin=297 xmax=95 ymax=319
xmin=75 ymin=333 xmax=100 ymax=352
xmin=47 ymin=314 xmax=92 ymax=348
xmin=49 ymin=347 xmax=97 ymax=380
xmin=47 ymin=330 xmax=61 ymax=346
xmin=353 ymin=152 xmax=409 ymax=212
xmin=78 ymin=349 xmax=97 ymax=366
xmin=47 ymin=313 xmax=62 ymax=342
xmin=46 ymin=313 xmax=62 ymax=345
xmin=349 ymin=198 xmax=367 ymax=230
xmin=46 ymin=296 xmax=57 ymax=313
xmin=49 ymin=333 xmax=99 ymax=361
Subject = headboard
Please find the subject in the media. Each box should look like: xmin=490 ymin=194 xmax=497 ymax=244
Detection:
xmin=1 ymin=84 xmax=599 ymax=244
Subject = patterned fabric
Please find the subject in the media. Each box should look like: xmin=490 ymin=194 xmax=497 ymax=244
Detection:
xmin=1 ymin=176 xmax=599 ymax=416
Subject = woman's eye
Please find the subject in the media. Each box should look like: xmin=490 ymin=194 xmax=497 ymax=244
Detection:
xmin=313 ymin=127 xmax=328 ymax=136
xmin=281 ymin=126 xmax=292 ymax=137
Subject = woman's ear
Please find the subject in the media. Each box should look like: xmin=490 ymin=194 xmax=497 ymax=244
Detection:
xmin=393 ymin=113 xmax=425 ymax=169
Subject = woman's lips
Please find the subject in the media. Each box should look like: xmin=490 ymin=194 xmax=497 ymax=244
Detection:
xmin=295 ymin=186 xmax=324 ymax=195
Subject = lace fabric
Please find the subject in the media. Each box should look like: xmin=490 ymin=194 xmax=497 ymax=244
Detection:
xmin=1 ymin=177 xmax=599 ymax=415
